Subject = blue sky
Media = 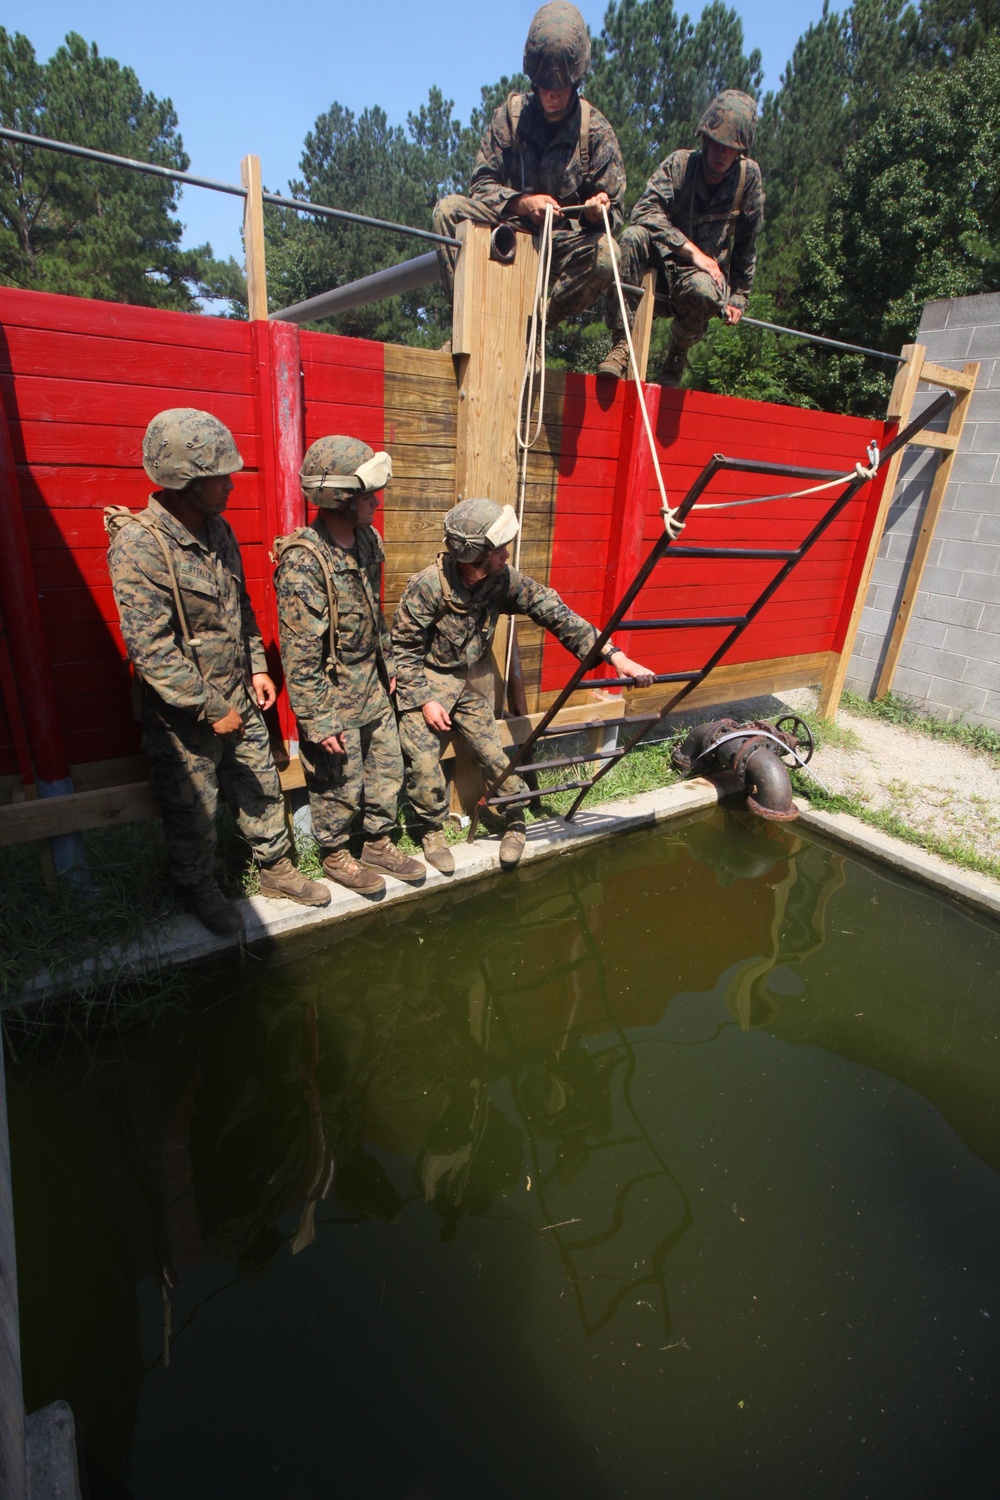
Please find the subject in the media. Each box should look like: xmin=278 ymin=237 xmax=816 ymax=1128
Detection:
xmin=10 ymin=0 xmax=826 ymax=264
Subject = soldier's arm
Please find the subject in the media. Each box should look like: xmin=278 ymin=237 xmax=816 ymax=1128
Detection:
xmin=728 ymin=162 xmax=764 ymax=309
xmin=108 ymin=531 xmax=230 ymax=723
xmin=469 ymin=101 xmax=520 ymax=218
xmin=588 ymin=113 xmax=626 ymax=235
xmin=275 ymin=551 xmax=344 ymax=741
xmin=391 ymin=575 xmax=439 ymax=711
xmin=506 ymin=569 xmax=601 ymax=660
xmin=630 ymin=156 xmax=689 ymax=254
xmin=224 ymin=521 xmax=268 ymax=676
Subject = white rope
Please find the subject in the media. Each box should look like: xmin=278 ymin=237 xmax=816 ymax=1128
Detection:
xmin=694 ymin=443 xmax=881 ymax=511
xmin=505 ymin=206 xmax=556 ymax=687
xmin=602 ymin=203 xmax=684 ymax=542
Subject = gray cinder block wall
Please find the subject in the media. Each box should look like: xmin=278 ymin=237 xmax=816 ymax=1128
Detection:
xmin=846 ymin=292 xmax=1000 ymax=730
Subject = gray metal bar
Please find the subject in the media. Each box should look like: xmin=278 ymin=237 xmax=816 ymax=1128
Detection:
xmin=0 ymin=126 xmax=456 ymax=249
xmin=270 ymin=251 xmax=442 ymax=324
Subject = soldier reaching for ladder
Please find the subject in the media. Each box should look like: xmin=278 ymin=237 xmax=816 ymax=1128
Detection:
xmin=274 ymin=437 xmax=425 ymax=895
xmin=392 ymin=499 xmax=655 ymax=875
xmin=106 ymin=409 xmax=329 ymax=937
xmin=599 ymin=90 xmax=764 ymax=386
xmin=433 ymin=0 xmax=625 ymax=332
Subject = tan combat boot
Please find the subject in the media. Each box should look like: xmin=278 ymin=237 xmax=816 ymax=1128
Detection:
xmin=322 ymin=849 xmax=385 ymax=895
xmin=597 ymin=338 xmax=630 ymax=380
xmin=361 ymin=835 xmax=426 ymax=883
xmin=499 ymin=819 xmax=527 ymax=871
xmin=421 ymin=829 xmax=455 ymax=875
xmin=188 ymin=878 xmax=244 ymax=937
xmin=259 ymin=855 xmax=331 ymax=907
xmin=659 ymin=343 xmax=688 ymax=388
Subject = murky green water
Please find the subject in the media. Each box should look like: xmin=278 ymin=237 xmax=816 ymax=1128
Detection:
xmin=7 ymin=808 xmax=1000 ymax=1499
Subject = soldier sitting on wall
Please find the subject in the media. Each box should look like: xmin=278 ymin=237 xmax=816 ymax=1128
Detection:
xmin=392 ymin=498 xmax=655 ymax=874
xmin=273 ymin=436 xmax=425 ymax=895
xmin=106 ymin=409 xmax=330 ymax=937
xmin=598 ymin=90 xmax=764 ymax=387
xmin=433 ymin=0 xmax=625 ymax=334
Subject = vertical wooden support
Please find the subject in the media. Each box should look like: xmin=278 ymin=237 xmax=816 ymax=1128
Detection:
xmin=874 ymin=358 xmax=979 ymax=698
xmin=449 ymin=221 xmax=539 ymax=816
xmin=631 ymin=270 xmax=657 ymax=383
xmin=0 ymin=1029 xmax=27 ymax=1500
xmin=241 ymin=154 xmax=269 ymax=322
xmin=267 ymin=320 xmax=306 ymax=537
xmin=816 ymin=343 xmax=926 ymax=720
xmin=601 ymin=381 xmax=661 ymax=626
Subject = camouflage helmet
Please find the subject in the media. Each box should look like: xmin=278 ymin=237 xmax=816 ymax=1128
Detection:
xmin=299 ymin=435 xmax=392 ymax=510
xmin=142 ymin=408 xmax=243 ymax=491
xmin=524 ymin=1 xmax=591 ymax=90
xmin=444 ymin=498 xmax=520 ymax=564
xmin=697 ymin=90 xmax=757 ymax=154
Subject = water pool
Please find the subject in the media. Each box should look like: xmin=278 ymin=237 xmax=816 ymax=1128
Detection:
xmin=8 ymin=808 xmax=1000 ymax=1498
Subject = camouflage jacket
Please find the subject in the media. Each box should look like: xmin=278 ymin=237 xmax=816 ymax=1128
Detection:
xmin=470 ymin=91 xmax=625 ymax=233
xmin=630 ymin=149 xmax=764 ymax=306
xmin=274 ymin=520 xmax=394 ymax=741
xmin=392 ymin=552 xmax=599 ymax=712
xmin=106 ymin=494 xmax=266 ymax=727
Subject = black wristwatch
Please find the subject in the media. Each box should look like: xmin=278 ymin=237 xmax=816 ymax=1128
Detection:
xmin=601 ymin=643 xmax=621 ymax=664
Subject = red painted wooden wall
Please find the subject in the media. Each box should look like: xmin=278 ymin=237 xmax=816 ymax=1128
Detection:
xmin=0 ymin=285 xmax=891 ymax=783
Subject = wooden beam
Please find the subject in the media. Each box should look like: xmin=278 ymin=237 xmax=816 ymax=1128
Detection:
xmin=632 ymin=270 xmax=657 ymax=382
xmin=875 ymin=359 xmax=980 ymax=699
xmin=816 ymin=342 xmax=926 ymax=719
xmin=0 ymin=783 xmax=158 ymax=847
xmin=909 ymin=428 xmax=959 ymax=452
xmin=241 ymin=154 xmax=268 ymax=321
xmin=622 ymin=652 xmax=832 ymax=717
xmin=920 ymin=361 xmax=978 ymax=392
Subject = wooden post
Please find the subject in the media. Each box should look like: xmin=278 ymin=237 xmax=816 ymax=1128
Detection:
xmin=816 ymin=343 xmax=926 ymax=720
xmin=241 ymin=154 xmax=268 ymax=322
xmin=449 ymin=221 xmax=539 ymax=815
xmin=874 ymin=358 xmax=979 ymax=699
xmin=631 ymin=270 xmax=657 ymax=383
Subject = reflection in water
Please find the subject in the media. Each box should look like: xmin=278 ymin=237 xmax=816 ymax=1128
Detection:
xmin=8 ymin=809 xmax=1000 ymax=1499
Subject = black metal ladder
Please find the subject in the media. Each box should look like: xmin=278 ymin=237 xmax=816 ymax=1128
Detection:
xmin=468 ymin=390 xmax=953 ymax=838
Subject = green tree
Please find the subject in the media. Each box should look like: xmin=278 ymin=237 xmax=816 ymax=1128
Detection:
xmin=789 ymin=36 xmax=1000 ymax=413
xmin=0 ymin=30 xmax=225 ymax=309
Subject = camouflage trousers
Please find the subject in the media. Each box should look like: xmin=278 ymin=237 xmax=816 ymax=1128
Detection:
xmin=398 ymin=678 xmax=528 ymax=832
xmin=433 ymin=194 xmax=617 ymax=324
xmin=298 ymin=711 xmax=404 ymax=852
xmin=609 ymin=224 xmax=727 ymax=351
xmin=143 ymin=687 xmax=290 ymax=888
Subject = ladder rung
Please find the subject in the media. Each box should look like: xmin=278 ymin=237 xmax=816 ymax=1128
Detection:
xmin=488 ymin=778 xmax=592 ymax=807
xmin=618 ymin=615 xmax=747 ymax=630
xmin=535 ymin=713 xmax=661 ymax=737
xmin=583 ymin=671 xmax=704 ymax=689
xmin=665 ymin=546 xmax=799 ymax=560
xmin=515 ymin=748 xmax=625 ymax=776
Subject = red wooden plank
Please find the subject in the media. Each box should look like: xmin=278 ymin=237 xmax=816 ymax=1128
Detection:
xmin=9 ymin=420 xmax=263 ymax=470
xmin=299 ymin=330 xmax=385 ymax=370
xmin=0 ymin=286 xmax=251 ymax=353
xmin=1 ymin=373 xmax=257 ymax=432
xmin=0 ymin=324 xmax=253 ymax=393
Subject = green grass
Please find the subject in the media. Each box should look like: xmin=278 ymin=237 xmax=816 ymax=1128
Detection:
xmin=842 ymin=689 xmax=1000 ymax=761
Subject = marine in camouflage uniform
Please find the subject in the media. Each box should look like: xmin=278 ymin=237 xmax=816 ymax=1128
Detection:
xmin=393 ymin=499 xmax=655 ymax=872
xmin=107 ymin=409 xmax=329 ymax=936
xmin=433 ymin=1 xmax=625 ymax=326
xmin=600 ymin=90 xmax=764 ymax=386
xmin=274 ymin=436 xmax=424 ymax=895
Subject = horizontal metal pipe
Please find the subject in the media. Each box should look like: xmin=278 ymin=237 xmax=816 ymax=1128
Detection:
xmin=666 ymin=546 xmax=799 ymax=560
xmin=488 ymin=779 xmax=591 ymax=806
xmin=581 ymin=670 xmax=704 ymax=689
xmin=0 ymin=127 xmax=457 ymax=248
xmin=515 ymin=748 xmax=625 ymax=776
xmin=270 ymin=251 xmax=442 ymax=324
xmin=536 ymin=713 xmax=661 ymax=736
xmin=618 ymin=615 xmax=746 ymax=629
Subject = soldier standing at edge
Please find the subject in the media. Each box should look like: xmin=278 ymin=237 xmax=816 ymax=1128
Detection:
xmin=106 ymin=408 xmax=330 ymax=937
xmin=598 ymin=90 xmax=763 ymax=386
xmin=274 ymin=437 xmax=425 ymax=896
xmin=392 ymin=499 xmax=655 ymax=875
xmin=433 ymin=0 xmax=625 ymax=331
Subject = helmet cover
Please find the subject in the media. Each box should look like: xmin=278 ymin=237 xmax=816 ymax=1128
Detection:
xmin=299 ymin=435 xmax=392 ymax=510
xmin=524 ymin=1 xmax=591 ymax=89
xmin=697 ymin=90 xmax=757 ymax=154
xmin=142 ymin=408 xmax=243 ymax=491
xmin=444 ymin=498 xmax=520 ymax=563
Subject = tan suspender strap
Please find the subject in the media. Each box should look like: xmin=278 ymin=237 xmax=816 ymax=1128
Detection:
xmin=273 ymin=532 xmax=339 ymax=668
xmin=731 ymin=158 xmax=747 ymax=220
xmin=105 ymin=508 xmax=203 ymax=667
xmin=579 ymin=97 xmax=591 ymax=181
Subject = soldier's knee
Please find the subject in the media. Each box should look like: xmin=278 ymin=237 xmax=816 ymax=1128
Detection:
xmin=433 ymin=194 xmax=476 ymax=236
xmin=677 ymin=271 xmax=725 ymax=311
xmin=593 ymin=235 xmax=619 ymax=284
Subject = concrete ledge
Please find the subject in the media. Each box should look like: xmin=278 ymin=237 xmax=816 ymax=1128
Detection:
xmin=25 ymin=1401 xmax=81 ymax=1500
xmin=795 ymin=800 xmax=1000 ymax=921
xmin=13 ymin=780 xmax=721 ymax=1005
